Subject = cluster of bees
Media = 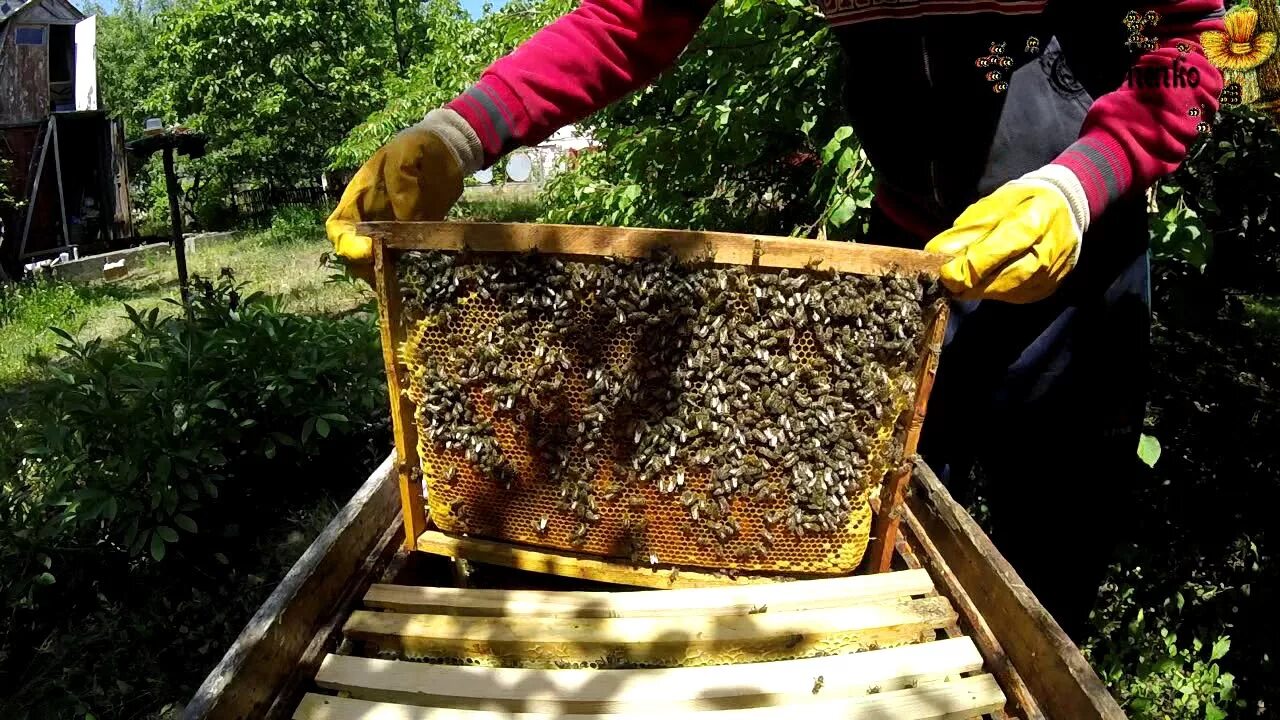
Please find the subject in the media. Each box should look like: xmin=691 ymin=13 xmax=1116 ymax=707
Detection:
xmin=976 ymin=41 xmax=1015 ymax=93
xmin=398 ymin=250 xmax=938 ymax=558
xmin=1219 ymin=81 xmax=1243 ymax=105
xmin=1124 ymin=9 xmax=1161 ymax=53
xmin=975 ymin=37 xmax=1041 ymax=94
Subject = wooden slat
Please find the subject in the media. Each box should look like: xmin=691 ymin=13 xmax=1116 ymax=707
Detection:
xmin=342 ymin=596 xmax=957 ymax=667
xmin=360 ymin=222 xmax=947 ymax=277
xmin=892 ymin=526 xmax=1021 ymax=720
xmin=866 ymin=298 xmax=949 ymax=573
xmin=315 ymin=636 xmax=983 ymax=711
xmin=905 ymin=460 xmax=1125 ymax=720
xmin=900 ymin=504 xmax=1042 ymax=720
xmin=415 ymin=531 xmax=780 ymax=589
xmin=373 ymin=240 xmax=428 ymax=547
xmin=364 ymin=568 xmax=933 ymax=617
xmin=183 ymin=454 xmax=403 ymax=720
xmin=294 ymin=674 xmax=1004 ymax=719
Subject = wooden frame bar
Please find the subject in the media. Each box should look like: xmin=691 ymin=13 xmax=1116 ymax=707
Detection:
xmin=362 ymin=568 xmax=934 ymax=617
xmin=341 ymin=596 xmax=958 ymax=667
xmin=414 ymin=530 xmax=777 ymax=589
xmin=372 ymin=241 xmax=428 ymax=547
xmin=294 ymin=675 xmax=1007 ymax=720
xmin=865 ymin=296 xmax=949 ymax=573
xmin=312 ymin=638 xmax=985 ymax=712
xmin=364 ymin=221 xmax=946 ymax=575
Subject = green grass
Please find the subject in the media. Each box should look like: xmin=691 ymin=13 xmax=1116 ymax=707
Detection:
xmin=0 ymin=227 xmax=370 ymax=388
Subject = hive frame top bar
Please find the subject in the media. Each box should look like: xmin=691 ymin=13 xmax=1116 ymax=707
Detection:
xmin=359 ymin=221 xmax=946 ymax=278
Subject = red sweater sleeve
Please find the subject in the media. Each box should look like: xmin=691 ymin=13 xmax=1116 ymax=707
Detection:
xmin=1052 ymin=0 xmax=1226 ymax=221
xmin=447 ymin=0 xmax=717 ymax=167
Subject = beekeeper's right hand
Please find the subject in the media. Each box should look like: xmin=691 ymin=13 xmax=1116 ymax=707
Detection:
xmin=326 ymin=110 xmax=482 ymax=278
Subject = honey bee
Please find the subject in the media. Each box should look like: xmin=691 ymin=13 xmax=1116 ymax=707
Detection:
xmin=812 ymin=676 xmax=825 ymax=694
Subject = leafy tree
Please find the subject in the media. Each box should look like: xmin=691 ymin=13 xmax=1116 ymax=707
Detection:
xmin=148 ymin=0 xmax=415 ymax=188
xmin=88 ymin=0 xmax=175 ymax=134
xmin=331 ymin=0 xmax=575 ymax=168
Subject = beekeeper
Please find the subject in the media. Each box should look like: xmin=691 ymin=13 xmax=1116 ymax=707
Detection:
xmin=327 ymin=0 xmax=1226 ymax=639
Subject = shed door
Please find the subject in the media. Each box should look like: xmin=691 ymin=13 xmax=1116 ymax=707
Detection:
xmin=74 ymin=15 xmax=96 ymax=111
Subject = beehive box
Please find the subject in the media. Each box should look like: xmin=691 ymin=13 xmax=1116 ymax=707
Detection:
xmin=365 ymin=222 xmax=948 ymax=576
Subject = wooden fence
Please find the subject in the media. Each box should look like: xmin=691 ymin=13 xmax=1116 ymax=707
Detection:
xmin=229 ymin=184 xmax=344 ymax=221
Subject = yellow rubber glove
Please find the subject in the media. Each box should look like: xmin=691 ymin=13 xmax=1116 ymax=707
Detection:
xmin=326 ymin=122 xmax=466 ymax=281
xmin=924 ymin=174 xmax=1085 ymax=304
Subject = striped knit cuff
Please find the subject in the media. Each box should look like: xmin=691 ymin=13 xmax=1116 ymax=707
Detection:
xmin=1050 ymin=133 xmax=1134 ymax=224
xmin=419 ymin=109 xmax=483 ymax=176
xmin=1018 ymin=164 xmax=1091 ymax=236
xmin=445 ymin=78 xmax=524 ymax=168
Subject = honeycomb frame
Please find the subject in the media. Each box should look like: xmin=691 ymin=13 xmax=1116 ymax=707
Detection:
xmin=366 ymin=222 xmax=948 ymax=577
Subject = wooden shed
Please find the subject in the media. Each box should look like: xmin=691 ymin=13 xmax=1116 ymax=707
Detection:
xmin=0 ymin=0 xmax=132 ymax=279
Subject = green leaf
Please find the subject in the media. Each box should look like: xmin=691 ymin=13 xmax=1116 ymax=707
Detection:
xmin=35 ymin=572 xmax=56 ymax=586
xmin=1210 ymin=636 xmax=1230 ymax=661
xmin=206 ymin=399 xmax=228 ymax=410
xmin=315 ymin=417 xmax=331 ymax=438
xmin=174 ymin=514 xmax=198 ymax=534
xmin=150 ymin=533 xmax=167 ymax=562
xmin=828 ymin=196 xmax=858 ymax=228
xmin=155 ymin=455 xmax=172 ymax=482
xmin=1137 ymin=434 xmax=1161 ymax=468
xmin=156 ymin=525 xmax=179 ymax=543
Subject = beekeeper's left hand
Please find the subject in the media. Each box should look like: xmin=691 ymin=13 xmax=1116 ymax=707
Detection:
xmin=924 ymin=167 xmax=1089 ymax=304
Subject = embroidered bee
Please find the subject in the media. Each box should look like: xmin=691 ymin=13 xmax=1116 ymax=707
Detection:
xmin=985 ymin=70 xmax=1003 ymax=82
xmin=975 ymin=55 xmax=996 ymax=68
xmin=992 ymin=82 xmax=1009 ymax=93
xmin=1196 ymin=121 xmax=1212 ymax=134
xmin=997 ymin=56 xmax=1014 ymax=68
xmin=1124 ymin=10 xmax=1142 ymax=29
xmin=1143 ymin=10 xmax=1160 ymax=26
xmin=1188 ymin=107 xmax=1201 ymax=117
xmin=990 ymin=40 xmax=1007 ymax=54
xmin=1219 ymin=82 xmax=1243 ymax=105
xmin=1025 ymin=36 xmax=1041 ymax=55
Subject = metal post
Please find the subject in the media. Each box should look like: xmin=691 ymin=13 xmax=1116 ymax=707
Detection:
xmin=162 ymin=146 xmax=191 ymax=312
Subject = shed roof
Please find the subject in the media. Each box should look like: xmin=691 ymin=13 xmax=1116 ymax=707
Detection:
xmin=0 ymin=0 xmax=85 ymax=25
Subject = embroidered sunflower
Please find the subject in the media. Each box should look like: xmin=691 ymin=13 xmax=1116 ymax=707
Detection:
xmin=1201 ymin=8 xmax=1277 ymax=72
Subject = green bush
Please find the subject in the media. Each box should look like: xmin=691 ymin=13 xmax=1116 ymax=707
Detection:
xmin=259 ymin=205 xmax=329 ymax=245
xmin=0 ymin=270 xmax=387 ymax=715
xmin=450 ymin=196 xmax=546 ymax=223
